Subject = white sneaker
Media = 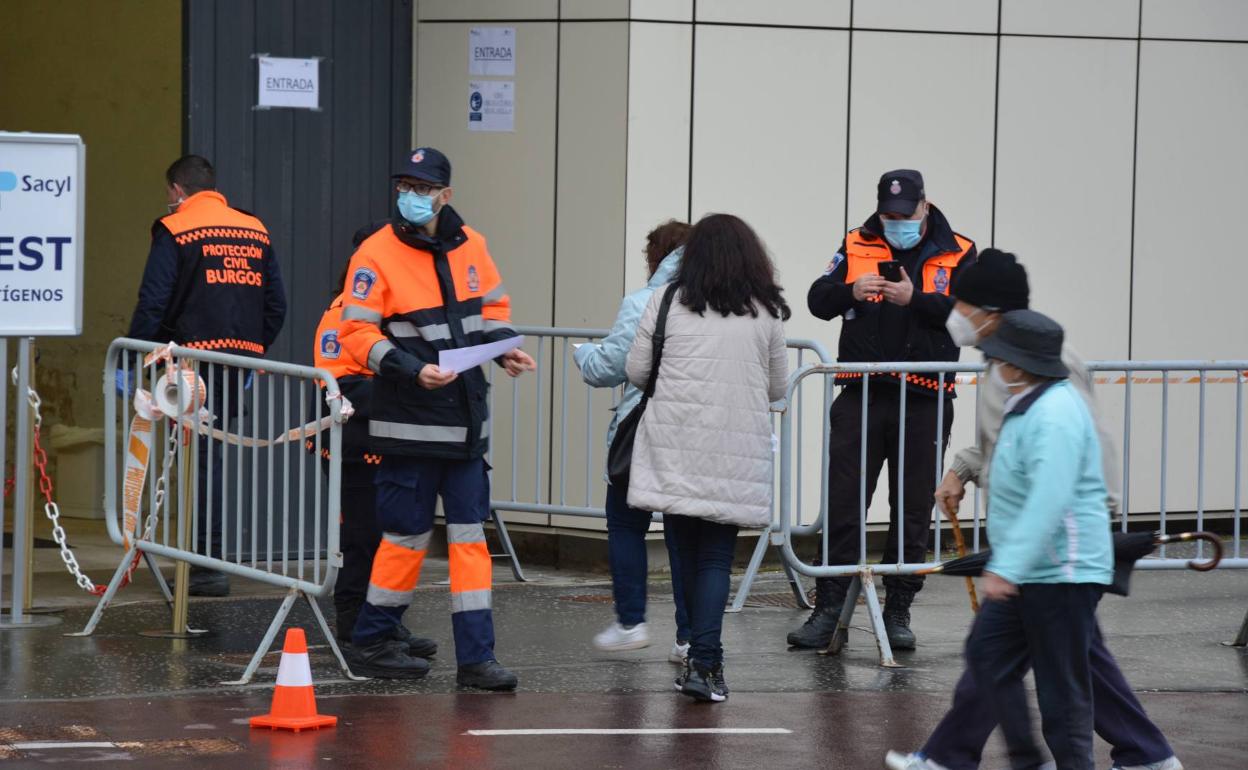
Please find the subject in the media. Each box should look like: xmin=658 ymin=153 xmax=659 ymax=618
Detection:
xmin=593 ymin=622 xmax=650 ymax=651
xmin=883 ymin=751 xmax=951 ymax=770
xmin=1113 ymin=758 xmax=1183 ymax=770
xmin=668 ymin=640 xmax=690 ymax=664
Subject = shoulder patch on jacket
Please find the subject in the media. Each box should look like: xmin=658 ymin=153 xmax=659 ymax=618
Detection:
xmin=320 ymin=329 xmax=341 ymax=359
xmin=824 ymin=252 xmax=845 ymax=276
xmin=351 ymin=267 xmax=377 ymax=300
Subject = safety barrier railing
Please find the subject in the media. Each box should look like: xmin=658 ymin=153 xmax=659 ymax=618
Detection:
xmin=485 ymin=326 xmax=833 ymax=609
xmin=70 ymin=338 xmax=359 ymax=685
xmin=777 ymin=360 xmax=1248 ymax=667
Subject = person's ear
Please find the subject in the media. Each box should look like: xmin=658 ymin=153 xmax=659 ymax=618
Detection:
xmin=441 ymin=186 xmax=453 ymax=205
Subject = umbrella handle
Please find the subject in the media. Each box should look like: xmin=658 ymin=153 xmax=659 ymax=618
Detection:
xmin=1185 ymin=532 xmax=1222 ymax=572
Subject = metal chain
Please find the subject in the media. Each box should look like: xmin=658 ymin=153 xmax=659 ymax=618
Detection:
xmin=26 ymin=383 xmax=179 ymax=596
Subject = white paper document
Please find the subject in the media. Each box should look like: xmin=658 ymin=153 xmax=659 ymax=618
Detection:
xmin=439 ymin=335 xmax=525 ymax=374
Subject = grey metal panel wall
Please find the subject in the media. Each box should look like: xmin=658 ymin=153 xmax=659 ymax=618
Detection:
xmin=185 ymin=0 xmax=413 ymax=365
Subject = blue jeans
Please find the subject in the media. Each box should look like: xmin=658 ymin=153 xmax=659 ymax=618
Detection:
xmin=664 ymin=514 xmax=738 ymax=668
xmin=605 ymin=484 xmax=691 ymax=642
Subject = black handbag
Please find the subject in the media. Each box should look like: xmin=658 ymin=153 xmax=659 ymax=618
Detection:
xmin=607 ymin=283 xmax=678 ymax=489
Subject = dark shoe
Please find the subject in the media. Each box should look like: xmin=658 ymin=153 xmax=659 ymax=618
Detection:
xmin=679 ymin=661 xmax=727 ymax=703
xmin=787 ymin=577 xmax=847 ymax=648
xmin=883 ymin=588 xmax=917 ymax=650
xmin=391 ymin=624 xmax=438 ymax=659
xmin=187 ymin=567 xmax=230 ymax=597
xmin=457 ymin=660 xmax=518 ymax=691
xmin=345 ymin=638 xmax=431 ymax=679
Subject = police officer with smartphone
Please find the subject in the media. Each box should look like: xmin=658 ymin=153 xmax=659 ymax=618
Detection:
xmin=793 ymin=170 xmax=976 ymax=651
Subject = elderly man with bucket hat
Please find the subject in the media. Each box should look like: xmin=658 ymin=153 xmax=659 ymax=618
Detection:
xmin=887 ymin=257 xmax=1182 ymax=770
xmin=892 ymin=310 xmax=1114 ymax=770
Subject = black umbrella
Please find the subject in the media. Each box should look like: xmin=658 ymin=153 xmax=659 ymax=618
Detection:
xmin=918 ymin=531 xmax=1223 ymax=597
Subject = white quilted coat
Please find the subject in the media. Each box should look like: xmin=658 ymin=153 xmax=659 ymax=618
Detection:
xmin=624 ymin=285 xmax=788 ymax=529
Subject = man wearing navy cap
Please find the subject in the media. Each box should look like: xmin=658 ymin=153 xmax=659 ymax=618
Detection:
xmin=795 ymin=170 xmax=977 ymax=651
xmin=337 ymin=147 xmax=535 ymax=688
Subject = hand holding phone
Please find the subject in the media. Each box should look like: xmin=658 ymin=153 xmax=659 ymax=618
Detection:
xmin=878 ymin=260 xmax=904 ymax=282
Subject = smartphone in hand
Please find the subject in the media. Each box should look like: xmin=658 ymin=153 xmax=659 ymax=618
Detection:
xmin=878 ymin=260 xmax=904 ymax=282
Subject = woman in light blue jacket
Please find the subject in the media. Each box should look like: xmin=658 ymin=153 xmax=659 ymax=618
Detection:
xmin=574 ymin=221 xmax=691 ymax=660
xmin=927 ymin=310 xmax=1113 ymax=770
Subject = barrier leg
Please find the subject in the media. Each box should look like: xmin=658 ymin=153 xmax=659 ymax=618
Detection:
xmin=490 ymin=507 xmax=527 ymax=582
xmin=146 ymin=552 xmax=174 ymax=604
xmin=821 ymin=574 xmax=859 ymax=656
xmin=779 ymin=532 xmax=812 ymax=611
xmin=221 ymin=588 xmax=299 ymax=685
xmin=727 ymin=529 xmax=771 ymax=613
xmin=302 ymin=589 xmax=367 ymax=682
xmin=861 ymin=570 xmax=901 ymax=668
xmin=65 ymin=546 xmax=140 ymax=637
xmin=1228 ymin=607 xmax=1248 ymax=648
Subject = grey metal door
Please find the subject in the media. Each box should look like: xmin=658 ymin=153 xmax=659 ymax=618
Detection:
xmin=184 ymin=0 xmax=412 ymax=365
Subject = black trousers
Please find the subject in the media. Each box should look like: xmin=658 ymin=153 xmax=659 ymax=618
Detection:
xmin=334 ymin=461 xmax=381 ymax=641
xmin=966 ymin=584 xmax=1102 ymax=770
xmin=824 ymin=384 xmax=953 ymax=593
xmin=195 ymin=368 xmax=247 ymax=559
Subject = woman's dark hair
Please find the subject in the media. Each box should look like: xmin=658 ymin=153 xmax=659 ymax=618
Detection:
xmin=675 ymin=214 xmax=790 ymax=321
xmin=644 ymin=220 xmax=691 ymax=278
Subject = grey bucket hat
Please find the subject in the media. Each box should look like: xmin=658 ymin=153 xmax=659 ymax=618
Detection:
xmin=977 ymin=309 xmax=1068 ymax=379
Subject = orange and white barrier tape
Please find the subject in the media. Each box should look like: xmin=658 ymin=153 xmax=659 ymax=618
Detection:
xmin=946 ymin=372 xmax=1248 ymax=386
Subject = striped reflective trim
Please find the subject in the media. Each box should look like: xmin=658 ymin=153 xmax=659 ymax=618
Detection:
xmin=450 ymin=589 xmax=493 ymax=613
xmin=483 ymin=320 xmax=515 ymax=333
xmin=447 ymin=522 xmax=485 ymax=544
xmin=366 ymin=584 xmax=414 ymax=607
xmin=482 ymin=284 xmax=507 ymax=304
xmin=275 ymin=651 xmax=314 ymax=687
xmin=384 ymin=531 xmax=433 ymax=551
xmin=367 ymin=339 xmax=396 ymax=371
xmin=370 ymin=421 xmax=468 ymax=443
xmin=480 ymin=420 xmax=490 ymax=440
xmin=389 ymin=320 xmax=452 ymax=341
xmin=342 ymin=305 xmax=382 ymax=324
xmin=460 ymin=315 xmax=484 ymax=334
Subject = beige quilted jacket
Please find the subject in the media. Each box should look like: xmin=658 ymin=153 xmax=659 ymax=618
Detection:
xmin=624 ymin=285 xmax=788 ymax=529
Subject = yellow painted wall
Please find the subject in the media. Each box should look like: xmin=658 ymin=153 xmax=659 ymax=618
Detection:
xmin=0 ymin=0 xmax=181 ymax=429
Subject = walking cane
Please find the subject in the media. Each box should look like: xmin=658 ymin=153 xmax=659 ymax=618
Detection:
xmin=942 ymin=505 xmax=979 ymax=613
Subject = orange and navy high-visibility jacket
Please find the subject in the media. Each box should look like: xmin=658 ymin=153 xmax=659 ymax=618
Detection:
xmin=131 ymin=190 xmax=286 ymax=357
xmin=338 ymin=206 xmax=514 ymax=460
xmin=311 ymin=293 xmax=380 ymax=466
xmin=807 ymin=204 xmax=976 ymax=397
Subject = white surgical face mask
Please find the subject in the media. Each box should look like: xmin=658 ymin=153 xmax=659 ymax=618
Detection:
xmin=946 ymin=309 xmax=987 ymax=347
xmin=989 ymin=362 xmax=1026 ymax=391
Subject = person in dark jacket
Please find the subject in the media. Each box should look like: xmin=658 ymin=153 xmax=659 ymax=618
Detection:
xmin=126 ymin=155 xmax=287 ymax=597
xmin=792 ymin=170 xmax=975 ymax=651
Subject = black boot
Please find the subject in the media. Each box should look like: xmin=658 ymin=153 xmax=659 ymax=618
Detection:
xmin=457 ymin=660 xmax=518 ymax=691
xmin=786 ymin=577 xmax=848 ymax=649
xmin=345 ymin=638 xmax=431 ymax=679
xmin=883 ymin=587 xmax=917 ymax=650
xmin=335 ymin=606 xmax=358 ymax=644
xmin=391 ymin=623 xmax=438 ymax=659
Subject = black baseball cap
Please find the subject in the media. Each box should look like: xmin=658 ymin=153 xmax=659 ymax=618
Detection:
xmin=876 ymin=169 xmax=925 ymax=216
xmin=393 ymin=147 xmax=451 ymax=186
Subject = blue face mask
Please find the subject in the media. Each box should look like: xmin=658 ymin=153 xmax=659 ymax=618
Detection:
xmin=398 ymin=191 xmax=438 ymax=226
xmin=882 ymin=217 xmax=923 ymax=250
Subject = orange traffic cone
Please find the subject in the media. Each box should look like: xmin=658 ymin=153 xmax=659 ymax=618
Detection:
xmin=250 ymin=628 xmax=338 ymax=732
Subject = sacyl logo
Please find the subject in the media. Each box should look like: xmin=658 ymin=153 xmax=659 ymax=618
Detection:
xmin=0 ymin=170 xmax=72 ymax=197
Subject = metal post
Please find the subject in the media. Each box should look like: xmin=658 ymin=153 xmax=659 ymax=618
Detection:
xmin=22 ymin=340 xmax=36 ymax=612
xmin=171 ymin=442 xmax=193 ymax=634
xmin=10 ymin=338 xmax=33 ymax=622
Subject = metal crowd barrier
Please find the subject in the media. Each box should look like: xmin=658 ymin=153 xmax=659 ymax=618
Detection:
xmin=71 ymin=339 xmax=357 ymax=685
xmin=485 ymin=326 xmax=833 ymax=609
xmin=776 ymin=360 xmax=1248 ymax=667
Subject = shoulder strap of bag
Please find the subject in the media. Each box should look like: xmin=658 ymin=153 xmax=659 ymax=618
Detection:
xmin=642 ymin=283 xmax=679 ymax=400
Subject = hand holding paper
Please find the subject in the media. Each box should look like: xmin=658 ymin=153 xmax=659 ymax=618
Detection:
xmin=438 ymin=335 xmax=526 ymax=375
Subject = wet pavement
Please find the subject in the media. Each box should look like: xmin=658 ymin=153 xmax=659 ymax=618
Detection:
xmin=1 ymin=551 xmax=1246 ymax=768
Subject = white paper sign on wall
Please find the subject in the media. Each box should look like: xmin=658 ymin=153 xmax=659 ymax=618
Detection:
xmin=0 ymin=133 xmax=85 ymax=336
xmin=469 ymin=27 xmax=516 ymax=76
xmin=468 ymin=81 xmax=515 ymax=133
xmin=257 ymin=56 xmax=320 ymax=110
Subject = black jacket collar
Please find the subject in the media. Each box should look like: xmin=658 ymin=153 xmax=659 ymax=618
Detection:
xmin=391 ymin=204 xmax=468 ymax=253
xmin=860 ymin=204 xmax=960 ymax=254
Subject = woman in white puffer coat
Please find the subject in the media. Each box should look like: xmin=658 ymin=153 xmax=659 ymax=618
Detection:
xmin=625 ymin=213 xmax=789 ymax=703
